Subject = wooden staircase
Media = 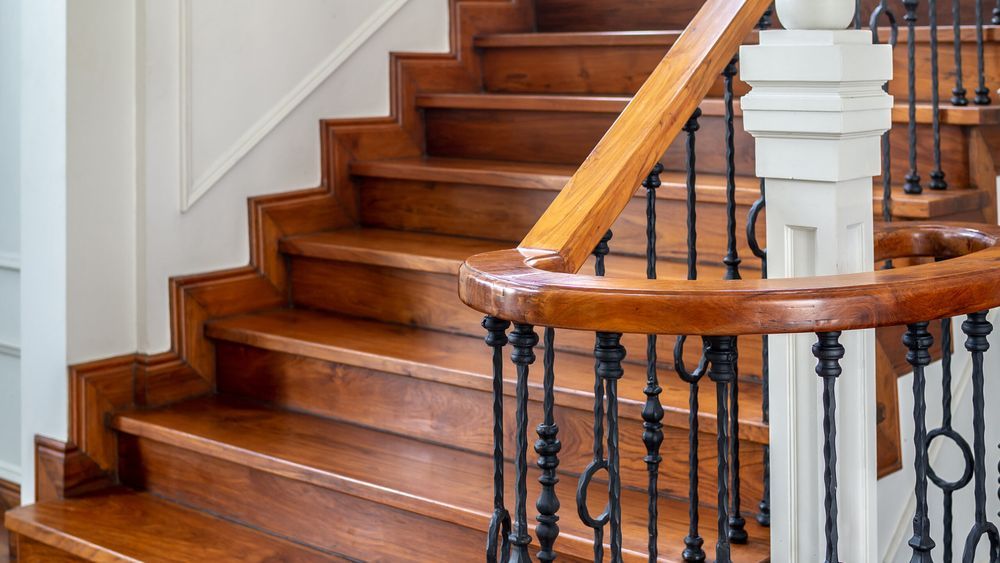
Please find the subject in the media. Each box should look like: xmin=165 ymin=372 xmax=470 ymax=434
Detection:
xmin=6 ymin=0 xmax=999 ymax=561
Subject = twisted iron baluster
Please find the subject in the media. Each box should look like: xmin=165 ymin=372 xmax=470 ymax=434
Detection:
xmin=927 ymin=316 xmax=975 ymax=563
xmin=758 ymin=4 xmax=773 ymax=30
xmin=596 ymin=332 xmax=626 ymax=563
xmin=995 ymin=0 xmax=1000 ymax=22
xmin=577 ymin=232 xmax=613 ymax=562
xmin=676 ymin=108 xmax=708 ymax=563
xmin=746 ymin=180 xmax=769 ymax=528
xmin=905 ymin=322 xmax=936 ymax=562
xmin=855 ymin=0 xmax=863 ymax=28
xmin=721 ymin=56 xmax=747 ymax=545
xmin=484 ymin=317 xmax=513 ymax=563
xmin=975 ymin=0 xmax=992 ymax=104
xmin=509 ymin=324 xmax=539 ymax=563
xmin=642 ymin=163 xmax=665 ymax=562
xmin=814 ymin=332 xmax=846 ymax=563
xmin=705 ymin=336 xmax=737 ymax=563
xmin=872 ymin=1 xmax=899 ymax=222
xmin=960 ymin=312 xmax=1000 ymax=562
xmin=953 ymin=0 xmax=970 ymax=105
xmin=535 ymin=327 xmax=560 ymax=562
xmin=930 ymin=0 xmax=949 ymax=189
xmin=904 ymin=0 xmax=923 ymax=194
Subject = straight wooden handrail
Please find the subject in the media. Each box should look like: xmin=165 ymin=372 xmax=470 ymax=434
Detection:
xmin=518 ymin=0 xmax=773 ymax=274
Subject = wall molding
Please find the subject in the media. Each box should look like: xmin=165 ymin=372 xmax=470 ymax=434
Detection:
xmin=179 ymin=0 xmax=412 ymax=212
xmin=0 ymin=460 xmax=20 ymax=485
xmin=0 ymin=340 xmax=19 ymax=358
xmin=0 ymin=250 xmax=20 ymax=271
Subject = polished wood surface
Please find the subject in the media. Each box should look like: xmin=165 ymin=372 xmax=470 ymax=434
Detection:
xmin=461 ymin=222 xmax=1000 ymax=335
xmin=0 ymin=478 xmax=18 ymax=563
xmin=5 ymin=490 xmax=334 ymax=562
xmin=115 ymin=397 xmax=770 ymax=562
xmin=516 ymin=0 xmax=771 ymax=272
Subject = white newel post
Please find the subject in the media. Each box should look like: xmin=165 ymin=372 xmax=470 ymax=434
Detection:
xmin=740 ymin=9 xmax=893 ymax=563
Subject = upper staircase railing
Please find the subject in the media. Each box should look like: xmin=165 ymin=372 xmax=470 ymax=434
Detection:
xmin=459 ymin=0 xmax=1000 ymax=561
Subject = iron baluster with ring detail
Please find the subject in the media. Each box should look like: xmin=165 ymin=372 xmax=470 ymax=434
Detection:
xmin=926 ymin=315 xmax=974 ymax=563
xmin=535 ymin=327 xmax=560 ymax=562
xmin=960 ymin=312 xmax=1000 ymax=562
xmin=746 ymin=178 xmax=769 ymax=528
xmin=814 ymin=332 xmax=846 ymax=563
xmin=676 ymin=106 xmax=708 ymax=563
xmin=642 ymin=163 xmax=665 ymax=561
xmin=705 ymin=335 xmax=737 ymax=563
xmin=905 ymin=321 xmax=935 ymax=562
xmin=509 ymin=323 xmax=539 ymax=562
xmin=596 ymin=332 xmax=626 ymax=562
xmin=484 ymin=316 xmax=512 ymax=563
xmin=577 ymin=230 xmax=614 ymax=562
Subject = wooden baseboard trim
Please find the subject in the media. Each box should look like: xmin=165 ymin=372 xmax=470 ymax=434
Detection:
xmin=34 ymin=437 xmax=113 ymax=504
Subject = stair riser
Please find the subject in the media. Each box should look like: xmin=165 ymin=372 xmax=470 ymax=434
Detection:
xmin=533 ymin=0 xmax=981 ymax=31
xmin=286 ymin=255 xmax=766 ymax=376
xmin=359 ymin=177 xmax=764 ymax=268
xmin=482 ymin=37 xmax=1000 ymax=104
xmin=213 ymin=342 xmax=767 ymax=517
xmin=117 ymin=437 xmax=516 ymax=563
xmin=424 ymin=108 xmax=971 ymax=187
xmin=12 ymin=535 xmax=86 ymax=562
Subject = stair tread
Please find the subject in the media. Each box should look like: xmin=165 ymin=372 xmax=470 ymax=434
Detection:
xmin=416 ymin=91 xmax=999 ymax=125
xmin=113 ymin=396 xmax=771 ymax=562
xmin=206 ymin=308 xmax=768 ymax=441
xmin=353 ymin=156 xmax=983 ymax=219
xmin=4 ymin=490 xmax=334 ymax=562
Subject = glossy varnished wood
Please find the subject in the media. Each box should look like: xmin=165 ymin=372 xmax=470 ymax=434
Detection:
xmin=461 ymin=223 xmax=1000 ymax=335
xmin=5 ymin=490 xmax=334 ymax=562
xmin=115 ymin=397 xmax=770 ymax=562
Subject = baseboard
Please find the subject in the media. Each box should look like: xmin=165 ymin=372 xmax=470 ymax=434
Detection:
xmin=0 ymin=476 xmax=18 ymax=511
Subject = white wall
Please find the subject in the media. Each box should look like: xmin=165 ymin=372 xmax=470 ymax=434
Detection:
xmin=19 ymin=0 xmax=68 ymax=503
xmin=0 ymin=0 xmax=22 ymax=486
xmin=139 ymin=0 xmax=449 ymax=351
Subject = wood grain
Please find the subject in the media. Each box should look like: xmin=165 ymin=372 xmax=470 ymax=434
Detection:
xmin=461 ymin=222 xmax=1000 ymax=335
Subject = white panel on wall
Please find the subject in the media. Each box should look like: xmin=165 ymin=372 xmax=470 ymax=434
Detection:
xmin=0 ymin=354 xmax=20 ymax=483
xmin=140 ymin=0 xmax=449 ymax=351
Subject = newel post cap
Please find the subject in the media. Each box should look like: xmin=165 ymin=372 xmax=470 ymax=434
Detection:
xmin=776 ymin=0 xmax=855 ymax=30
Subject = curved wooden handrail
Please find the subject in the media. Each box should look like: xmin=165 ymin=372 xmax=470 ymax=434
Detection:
xmin=460 ymin=222 xmax=1000 ymax=336
xmin=518 ymin=0 xmax=773 ymax=274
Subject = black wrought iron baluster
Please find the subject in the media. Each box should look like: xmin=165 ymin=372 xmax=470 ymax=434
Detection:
xmin=746 ymin=179 xmax=769 ymax=528
xmin=930 ymin=0 xmax=949 ymax=189
xmin=904 ymin=0 xmax=923 ymax=194
xmin=577 ymin=233 xmax=614 ymax=562
xmin=872 ymin=1 xmax=899 ymax=220
xmin=705 ymin=336 xmax=737 ymax=563
xmin=953 ymin=0 xmax=969 ymax=105
xmin=855 ymin=0 xmax=863 ymax=28
xmin=721 ymin=56 xmax=747 ymax=546
xmin=994 ymin=0 xmax=1000 ymax=22
xmin=676 ymin=107 xmax=708 ymax=563
xmin=536 ymin=327 xmax=560 ymax=562
xmin=813 ymin=332 xmax=845 ymax=563
xmin=757 ymin=4 xmax=773 ymax=30
xmin=510 ymin=323 xmax=539 ymax=563
xmin=484 ymin=316 xmax=513 ymax=563
xmin=975 ymin=0 xmax=992 ymax=104
xmin=905 ymin=321 xmax=936 ymax=563
xmin=960 ymin=312 xmax=1000 ymax=562
xmin=642 ymin=163 xmax=665 ymax=562
xmin=927 ymin=316 xmax=975 ymax=563
xmin=596 ymin=332 xmax=626 ymax=563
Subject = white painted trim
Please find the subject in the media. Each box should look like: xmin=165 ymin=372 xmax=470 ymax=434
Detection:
xmin=0 ymin=251 xmax=20 ymax=271
xmin=0 ymin=460 xmax=20 ymax=484
xmin=0 ymin=341 xmax=19 ymax=358
xmin=178 ymin=0 xmax=412 ymax=212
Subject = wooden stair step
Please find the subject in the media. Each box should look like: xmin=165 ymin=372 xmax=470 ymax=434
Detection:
xmin=416 ymin=91 xmax=998 ymax=125
xmin=206 ymin=308 xmax=768 ymax=440
xmin=113 ymin=397 xmax=771 ymax=562
xmin=4 ymin=490 xmax=334 ymax=562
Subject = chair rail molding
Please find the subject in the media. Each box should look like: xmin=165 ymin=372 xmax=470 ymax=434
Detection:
xmin=177 ymin=0 xmax=413 ymax=212
xmin=0 ymin=250 xmax=20 ymax=271
xmin=0 ymin=460 xmax=19 ymax=485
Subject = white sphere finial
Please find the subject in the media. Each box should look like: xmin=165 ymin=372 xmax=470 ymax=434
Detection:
xmin=775 ymin=0 xmax=855 ymax=29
